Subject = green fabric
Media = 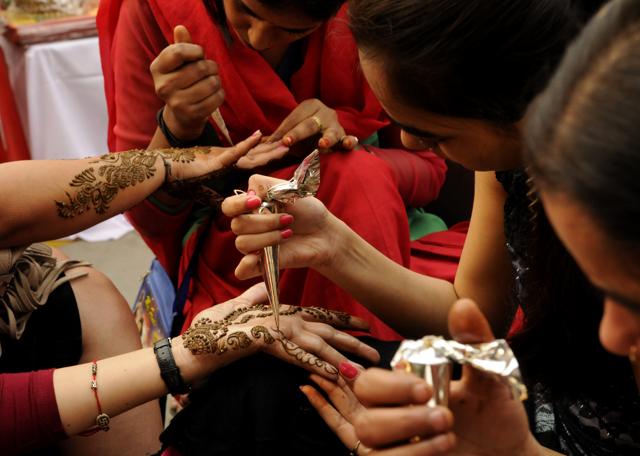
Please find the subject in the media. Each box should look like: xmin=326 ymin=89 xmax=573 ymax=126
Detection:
xmin=148 ymin=194 xmax=191 ymax=215
xmin=182 ymin=206 xmax=213 ymax=246
xmin=407 ymin=207 xmax=447 ymax=241
xmin=360 ymin=132 xmax=379 ymax=147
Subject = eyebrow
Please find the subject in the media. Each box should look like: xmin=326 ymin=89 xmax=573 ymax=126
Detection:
xmin=239 ymin=0 xmax=317 ymax=34
xmin=389 ymin=117 xmax=448 ymax=141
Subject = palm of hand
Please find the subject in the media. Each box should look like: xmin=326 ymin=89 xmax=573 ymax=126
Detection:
xmin=447 ymin=373 xmax=533 ymax=456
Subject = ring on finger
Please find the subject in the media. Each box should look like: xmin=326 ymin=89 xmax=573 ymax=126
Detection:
xmin=349 ymin=440 xmax=361 ymax=456
xmin=310 ymin=115 xmax=324 ymax=132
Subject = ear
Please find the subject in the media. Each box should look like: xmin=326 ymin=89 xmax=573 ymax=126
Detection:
xmin=448 ymin=298 xmax=495 ymax=344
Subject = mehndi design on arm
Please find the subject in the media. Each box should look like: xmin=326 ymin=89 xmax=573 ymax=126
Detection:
xmin=56 ymin=147 xmax=209 ymax=218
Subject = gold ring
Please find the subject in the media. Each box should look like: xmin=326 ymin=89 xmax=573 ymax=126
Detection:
xmin=310 ymin=115 xmax=323 ymax=132
xmin=349 ymin=440 xmax=361 ymax=456
xmin=410 ymin=436 xmax=422 ymax=443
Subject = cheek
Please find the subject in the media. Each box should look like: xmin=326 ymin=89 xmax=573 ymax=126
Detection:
xmin=599 ymin=300 xmax=640 ymax=356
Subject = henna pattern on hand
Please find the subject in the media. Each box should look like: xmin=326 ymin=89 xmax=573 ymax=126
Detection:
xmin=56 ymin=147 xmax=210 ymax=218
xmin=181 ymin=308 xmax=338 ymax=376
xmin=273 ymin=329 xmax=339 ymax=376
xmin=302 ymin=307 xmax=352 ymax=326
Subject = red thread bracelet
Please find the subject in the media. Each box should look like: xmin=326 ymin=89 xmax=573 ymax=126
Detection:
xmin=79 ymin=360 xmax=111 ymax=436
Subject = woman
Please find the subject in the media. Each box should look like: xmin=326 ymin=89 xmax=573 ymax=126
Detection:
xmin=302 ymin=1 xmax=640 ymax=454
xmin=0 ymin=136 xmax=377 ymax=454
xmin=223 ymin=0 xmax=639 ymax=453
xmin=96 ymin=0 xmax=451 ymax=341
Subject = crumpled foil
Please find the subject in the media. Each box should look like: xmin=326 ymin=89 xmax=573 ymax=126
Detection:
xmin=259 ymin=150 xmax=321 ymax=329
xmin=391 ymin=335 xmax=527 ymax=407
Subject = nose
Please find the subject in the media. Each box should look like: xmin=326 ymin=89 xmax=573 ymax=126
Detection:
xmin=599 ymin=299 xmax=640 ymax=356
xmin=247 ymin=21 xmax=274 ymax=51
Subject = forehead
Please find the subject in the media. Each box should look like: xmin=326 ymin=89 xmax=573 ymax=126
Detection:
xmin=542 ymin=191 xmax=640 ymax=296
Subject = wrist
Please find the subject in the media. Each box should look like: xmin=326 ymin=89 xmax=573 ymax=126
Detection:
xmin=163 ymin=106 xmax=206 ymax=141
xmin=170 ymin=337 xmax=220 ymax=385
xmin=317 ymin=213 xmax=352 ymax=276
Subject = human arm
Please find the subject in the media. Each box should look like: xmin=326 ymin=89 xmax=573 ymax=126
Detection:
xmin=222 ymin=171 xmax=513 ymax=337
xmin=0 ymin=284 xmax=379 ymax=450
xmin=0 ymin=134 xmax=262 ymax=248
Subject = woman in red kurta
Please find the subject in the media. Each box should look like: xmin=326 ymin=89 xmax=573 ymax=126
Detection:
xmin=97 ymin=0 xmax=451 ymax=341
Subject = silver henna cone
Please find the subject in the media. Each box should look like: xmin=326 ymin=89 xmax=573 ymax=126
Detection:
xmin=259 ymin=150 xmax=321 ymax=329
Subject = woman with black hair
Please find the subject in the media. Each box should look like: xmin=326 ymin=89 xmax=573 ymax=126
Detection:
xmin=223 ymin=0 xmax=639 ymax=454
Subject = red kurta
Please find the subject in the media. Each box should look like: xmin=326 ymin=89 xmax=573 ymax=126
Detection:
xmin=97 ymin=0 xmax=451 ymax=340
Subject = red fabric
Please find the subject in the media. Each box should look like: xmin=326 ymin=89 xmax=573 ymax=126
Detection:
xmin=97 ymin=0 xmax=456 ymax=340
xmin=0 ymin=48 xmax=30 ymax=162
xmin=410 ymin=222 xmax=469 ymax=283
xmin=369 ymin=147 xmax=448 ymax=208
xmin=98 ymin=0 xmax=388 ymax=151
xmin=0 ymin=369 xmax=65 ymax=455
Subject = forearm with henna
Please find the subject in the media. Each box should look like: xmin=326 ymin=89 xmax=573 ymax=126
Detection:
xmin=56 ymin=147 xmax=232 ymax=219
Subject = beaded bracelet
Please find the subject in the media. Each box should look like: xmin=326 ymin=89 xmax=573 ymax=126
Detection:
xmin=79 ymin=360 xmax=110 ymax=436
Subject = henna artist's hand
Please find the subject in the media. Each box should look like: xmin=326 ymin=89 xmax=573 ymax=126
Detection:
xmin=346 ymin=300 xmax=545 ymax=456
xmin=181 ymin=283 xmax=380 ymax=380
xmin=151 ymin=25 xmax=223 ymax=140
xmin=268 ymin=99 xmax=359 ymax=150
xmin=221 ymin=174 xmax=342 ymax=280
xmin=301 ymin=374 xmax=374 ymax=455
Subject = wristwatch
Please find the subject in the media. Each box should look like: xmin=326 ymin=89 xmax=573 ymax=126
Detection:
xmin=153 ymin=338 xmax=191 ymax=395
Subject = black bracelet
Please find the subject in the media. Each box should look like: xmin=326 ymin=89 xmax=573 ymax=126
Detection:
xmin=156 ymin=106 xmax=222 ymax=148
xmin=153 ymin=338 xmax=191 ymax=395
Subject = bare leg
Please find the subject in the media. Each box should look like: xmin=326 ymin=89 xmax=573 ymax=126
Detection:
xmin=52 ymin=248 xmax=163 ymax=455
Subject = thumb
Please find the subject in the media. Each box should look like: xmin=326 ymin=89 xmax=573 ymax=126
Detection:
xmin=174 ymin=25 xmax=192 ymax=44
xmin=236 ymin=282 xmax=268 ymax=305
xmin=448 ymin=298 xmax=495 ymax=344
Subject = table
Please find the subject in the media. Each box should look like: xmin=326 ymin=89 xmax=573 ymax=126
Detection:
xmin=1 ymin=35 xmax=132 ymax=240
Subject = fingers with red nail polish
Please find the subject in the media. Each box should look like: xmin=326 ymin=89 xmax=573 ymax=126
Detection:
xmin=281 ymin=229 xmax=293 ymax=239
xmin=246 ymin=196 xmax=262 ymax=210
xmin=339 ymin=362 xmax=360 ymax=380
xmin=280 ymin=214 xmax=294 ymax=226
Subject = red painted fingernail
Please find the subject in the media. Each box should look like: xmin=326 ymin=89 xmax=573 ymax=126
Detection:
xmin=280 ymin=214 xmax=294 ymax=226
xmin=281 ymin=228 xmax=293 ymax=239
xmin=319 ymin=138 xmax=330 ymax=148
xmin=339 ymin=362 xmax=359 ymax=380
xmin=247 ymin=189 xmax=256 ymax=196
xmin=284 ymin=136 xmax=293 ymax=146
xmin=246 ymin=197 xmax=261 ymax=210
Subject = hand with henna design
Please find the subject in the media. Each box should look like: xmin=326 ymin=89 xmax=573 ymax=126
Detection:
xmin=181 ymin=283 xmax=380 ymax=379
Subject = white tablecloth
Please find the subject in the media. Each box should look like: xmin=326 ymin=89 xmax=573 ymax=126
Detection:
xmin=2 ymin=35 xmax=132 ymax=240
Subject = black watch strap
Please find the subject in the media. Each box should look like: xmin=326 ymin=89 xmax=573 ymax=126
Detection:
xmin=156 ymin=106 xmax=221 ymax=148
xmin=153 ymin=338 xmax=191 ymax=395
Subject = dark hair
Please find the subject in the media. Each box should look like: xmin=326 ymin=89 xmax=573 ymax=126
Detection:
xmin=206 ymin=0 xmax=344 ymax=24
xmin=515 ymin=0 xmax=640 ymax=397
xmin=526 ymin=0 xmax=640 ymax=250
xmin=349 ymin=0 xmax=600 ymax=124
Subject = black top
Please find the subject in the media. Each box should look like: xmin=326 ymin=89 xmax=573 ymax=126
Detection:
xmin=496 ymin=169 xmax=640 ymax=455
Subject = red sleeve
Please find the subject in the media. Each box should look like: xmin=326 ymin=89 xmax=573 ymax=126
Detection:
xmin=111 ymin=0 xmax=167 ymax=151
xmin=367 ymin=146 xmax=447 ymax=208
xmin=126 ymin=199 xmax=193 ymax=281
xmin=109 ymin=0 xmax=193 ymax=278
xmin=0 ymin=369 xmax=66 ymax=455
